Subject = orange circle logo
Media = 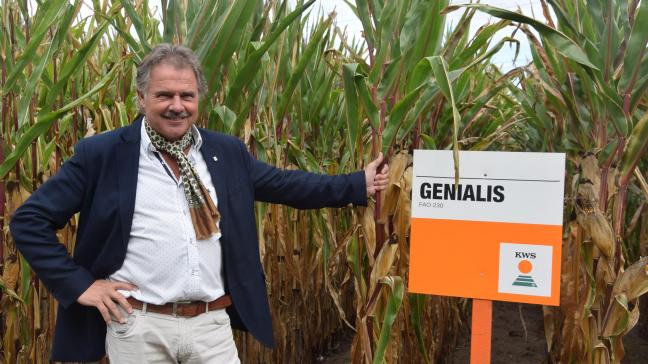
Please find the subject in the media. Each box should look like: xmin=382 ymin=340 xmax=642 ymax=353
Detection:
xmin=518 ymin=259 xmax=533 ymax=274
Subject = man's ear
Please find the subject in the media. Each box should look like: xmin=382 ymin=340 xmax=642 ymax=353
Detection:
xmin=137 ymin=90 xmax=145 ymax=110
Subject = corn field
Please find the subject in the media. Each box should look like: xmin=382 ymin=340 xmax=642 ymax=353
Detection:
xmin=1 ymin=0 xmax=647 ymax=363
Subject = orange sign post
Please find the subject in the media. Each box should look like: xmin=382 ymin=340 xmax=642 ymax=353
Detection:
xmin=408 ymin=151 xmax=565 ymax=362
xmin=470 ymin=299 xmax=492 ymax=364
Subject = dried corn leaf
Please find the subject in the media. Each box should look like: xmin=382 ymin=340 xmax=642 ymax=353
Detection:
xmin=595 ymin=256 xmax=616 ymax=286
xmin=3 ymin=306 xmax=16 ymax=362
xmin=325 ymin=226 xmax=357 ymax=330
xmin=370 ymin=243 xmax=398 ymax=286
xmin=379 ymin=151 xmax=409 ymax=222
xmin=623 ymin=299 xmax=641 ymax=336
xmin=0 ymin=276 xmax=23 ymax=304
xmin=592 ymin=342 xmax=611 ymax=364
xmin=85 ymin=116 xmax=97 ymax=137
xmin=360 ymin=203 xmax=376 ymax=263
xmin=33 ymin=288 xmax=40 ymax=331
xmin=611 ymin=256 xmax=648 ymax=300
xmin=610 ymin=336 xmax=625 ymax=364
xmin=394 ymin=187 xmax=411 ymax=246
xmin=602 ymin=293 xmax=630 ymax=337
xmin=641 ymin=211 xmax=648 ymax=257
xmin=7 ymin=181 xmax=30 ymax=215
xmin=542 ymin=306 xmax=555 ymax=352
xmin=367 ymin=243 xmax=399 ymax=314
xmin=243 ymin=117 xmax=252 ymax=145
xmin=393 ymin=166 xmax=413 ymax=245
xmin=359 ymin=316 xmax=373 ymax=364
xmin=1 ymin=255 xmax=20 ymax=293
xmin=580 ymin=154 xmax=601 ymax=193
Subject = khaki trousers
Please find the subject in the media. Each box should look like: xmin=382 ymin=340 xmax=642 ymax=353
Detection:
xmin=105 ymin=306 xmax=240 ymax=363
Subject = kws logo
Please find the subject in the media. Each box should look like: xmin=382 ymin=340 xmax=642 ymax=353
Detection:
xmin=515 ymin=252 xmax=536 ymax=259
xmin=512 ymin=252 xmax=537 ymax=287
xmin=498 ymin=243 xmax=553 ymax=297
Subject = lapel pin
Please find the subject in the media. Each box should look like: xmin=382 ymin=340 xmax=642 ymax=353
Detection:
xmin=213 ymin=156 xmax=218 ymax=162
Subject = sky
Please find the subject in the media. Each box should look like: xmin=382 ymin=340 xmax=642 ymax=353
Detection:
xmin=313 ymin=0 xmax=544 ymax=70
xmin=75 ymin=0 xmax=546 ymax=70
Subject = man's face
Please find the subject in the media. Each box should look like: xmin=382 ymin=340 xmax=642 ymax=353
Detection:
xmin=138 ymin=62 xmax=200 ymax=141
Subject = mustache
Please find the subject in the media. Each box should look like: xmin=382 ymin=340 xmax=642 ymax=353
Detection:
xmin=161 ymin=111 xmax=190 ymax=119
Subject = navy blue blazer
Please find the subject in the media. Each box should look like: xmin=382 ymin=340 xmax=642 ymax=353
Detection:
xmin=9 ymin=117 xmax=367 ymax=362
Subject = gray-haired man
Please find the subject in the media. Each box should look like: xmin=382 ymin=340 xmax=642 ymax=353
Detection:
xmin=10 ymin=44 xmax=389 ymax=362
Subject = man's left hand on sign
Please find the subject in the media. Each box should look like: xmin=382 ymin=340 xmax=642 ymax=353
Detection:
xmin=365 ymin=152 xmax=390 ymax=196
xmin=76 ymin=279 xmax=137 ymax=324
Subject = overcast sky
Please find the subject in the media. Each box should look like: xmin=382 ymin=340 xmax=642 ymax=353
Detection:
xmin=315 ymin=0 xmax=543 ymax=69
xmin=76 ymin=0 xmax=545 ymax=70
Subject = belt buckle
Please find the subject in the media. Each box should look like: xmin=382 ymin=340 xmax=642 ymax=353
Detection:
xmin=172 ymin=300 xmax=192 ymax=317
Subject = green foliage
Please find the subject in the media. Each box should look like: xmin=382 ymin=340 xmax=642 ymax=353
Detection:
xmin=1 ymin=0 xmax=646 ymax=363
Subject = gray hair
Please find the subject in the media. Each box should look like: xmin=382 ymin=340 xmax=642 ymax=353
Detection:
xmin=136 ymin=44 xmax=208 ymax=98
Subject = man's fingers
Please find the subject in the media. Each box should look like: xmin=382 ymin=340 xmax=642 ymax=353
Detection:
xmin=104 ymin=297 xmax=125 ymax=324
xmin=111 ymin=281 xmax=137 ymax=292
xmin=380 ymin=164 xmax=389 ymax=174
xmin=375 ymin=181 xmax=388 ymax=190
xmin=374 ymin=177 xmax=388 ymax=185
xmin=78 ymin=280 xmax=133 ymax=323
xmin=110 ymin=290 xmax=133 ymax=314
xmin=375 ymin=172 xmax=389 ymax=182
xmin=106 ymin=281 xmax=135 ymax=315
xmin=369 ymin=152 xmax=384 ymax=168
xmin=96 ymin=303 xmax=111 ymax=324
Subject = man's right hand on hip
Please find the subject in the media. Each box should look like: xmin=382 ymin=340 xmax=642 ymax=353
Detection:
xmin=77 ymin=280 xmax=137 ymax=324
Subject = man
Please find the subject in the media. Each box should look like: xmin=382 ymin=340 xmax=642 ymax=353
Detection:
xmin=10 ymin=44 xmax=389 ymax=362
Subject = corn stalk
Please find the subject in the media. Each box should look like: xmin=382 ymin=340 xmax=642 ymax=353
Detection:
xmin=339 ymin=1 xmax=535 ymax=362
xmin=452 ymin=1 xmax=648 ymax=362
xmin=3 ymin=0 xmax=646 ymax=363
xmin=0 ymin=0 xmax=358 ymax=362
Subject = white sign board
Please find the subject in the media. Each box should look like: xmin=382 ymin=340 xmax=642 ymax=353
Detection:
xmin=408 ymin=150 xmax=565 ymax=305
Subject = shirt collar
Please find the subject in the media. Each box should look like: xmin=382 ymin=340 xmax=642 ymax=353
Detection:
xmin=140 ymin=117 xmax=203 ymax=155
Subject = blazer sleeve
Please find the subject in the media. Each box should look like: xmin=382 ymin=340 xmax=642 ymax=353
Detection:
xmin=9 ymin=140 xmax=96 ymax=308
xmin=239 ymin=141 xmax=368 ymax=209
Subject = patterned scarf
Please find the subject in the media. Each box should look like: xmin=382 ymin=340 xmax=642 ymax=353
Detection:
xmin=145 ymin=121 xmax=220 ymax=240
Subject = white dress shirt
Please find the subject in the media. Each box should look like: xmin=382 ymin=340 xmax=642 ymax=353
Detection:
xmin=110 ymin=120 xmax=225 ymax=304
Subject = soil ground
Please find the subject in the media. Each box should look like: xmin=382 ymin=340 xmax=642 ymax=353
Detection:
xmin=319 ymin=301 xmax=648 ymax=363
xmin=452 ymin=301 xmax=648 ymax=364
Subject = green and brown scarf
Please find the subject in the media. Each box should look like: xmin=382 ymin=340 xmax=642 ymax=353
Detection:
xmin=145 ymin=121 xmax=220 ymax=240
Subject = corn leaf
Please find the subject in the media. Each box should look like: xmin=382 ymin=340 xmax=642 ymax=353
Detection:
xmin=620 ymin=112 xmax=648 ymax=185
xmin=372 ymin=276 xmax=404 ymax=364
xmin=430 ymin=56 xmax=460 ymax=183
xmin=3 ymin=0 xmax=68 ymax=95
xmin=225 ymin=0 xmax=316 ymax=110
xmin=447 ymin=3 xmax=598 ymax=70
xmin=0 ymin=65 xmax=120 ymax=179
xmin=618 ymin=0 xmax=648 ymax=94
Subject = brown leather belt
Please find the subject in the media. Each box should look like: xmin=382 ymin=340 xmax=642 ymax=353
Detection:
xmin=127 ymin=295 xmax=232 ymax=317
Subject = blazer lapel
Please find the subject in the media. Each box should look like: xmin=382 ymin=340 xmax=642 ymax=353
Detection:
xmin=199 ymin=132 xmax=230 ymax=238
xmin=116 ymin=117 xmax=142 ymax=248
